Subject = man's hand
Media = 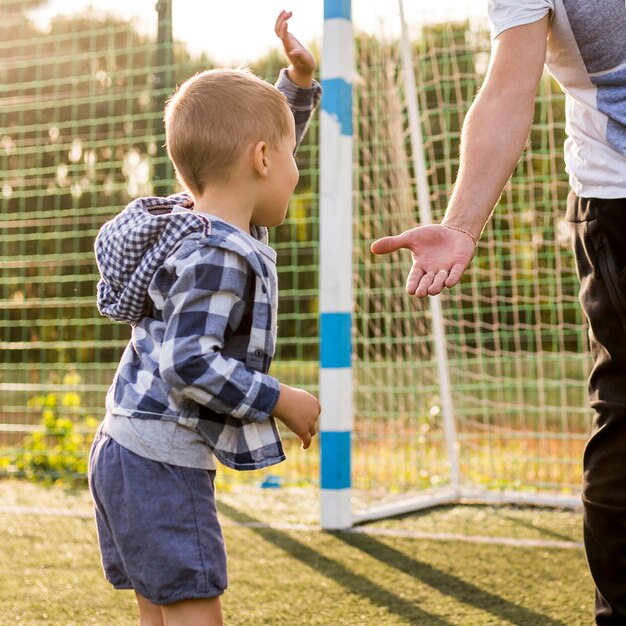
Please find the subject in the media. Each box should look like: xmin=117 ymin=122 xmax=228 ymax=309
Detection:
xmin=371 ymin=225 xmax=476 ymax=297
xmin=273 ymin=383 xmax=320 ymax=449
xmin=274 ymin=10 xmax=315 ymax=88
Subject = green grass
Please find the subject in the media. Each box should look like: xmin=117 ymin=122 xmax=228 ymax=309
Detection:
xmin=0 ymin=479 xmax=594 ymax=625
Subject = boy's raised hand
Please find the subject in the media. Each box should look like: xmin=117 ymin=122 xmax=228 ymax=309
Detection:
xmin=275 ymin=10 xmax=315 ymax=88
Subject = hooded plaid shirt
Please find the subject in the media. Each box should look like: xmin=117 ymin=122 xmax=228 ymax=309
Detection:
xmin=94 ymin=71 xmax=321 ymax=470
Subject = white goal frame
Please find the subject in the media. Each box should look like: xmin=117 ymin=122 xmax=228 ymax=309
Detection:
xmin=319 ymin=0 xmax=583 ymax=530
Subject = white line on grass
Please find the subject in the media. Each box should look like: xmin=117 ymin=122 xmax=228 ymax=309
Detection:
xmin=0 ymin=506 xmax=94 ymax=518
xmin=217 ymin=520 xmax=585 ymax=550
xmin=345 ymin=526 xmax=584 ymax=550
xmin=0 ymin=506 xmax=584 ymax=550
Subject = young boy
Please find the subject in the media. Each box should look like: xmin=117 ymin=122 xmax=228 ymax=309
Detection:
xmin=89 ymin=11 xmax=321 ymax=625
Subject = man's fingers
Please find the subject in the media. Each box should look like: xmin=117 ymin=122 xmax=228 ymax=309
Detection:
xmin=413 ymin=271 xmax=435 ymax=298
xmin=405 ymin=265 xmax=424 ymax=295
xmin=427 ymin=268 xmax=449 ymax=295
xmin=371 ymin=234 xmax=408 ymax=255
xmin=445 ymin=263 xmax=466 ymax=288
xmin=414 ymin=265 xmax=467 ymax=297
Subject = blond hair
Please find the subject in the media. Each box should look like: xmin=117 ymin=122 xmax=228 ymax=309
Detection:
xmin=164 ymin=68 xmax=292 ymax=196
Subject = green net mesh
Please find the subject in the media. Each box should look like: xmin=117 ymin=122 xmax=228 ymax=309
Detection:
xmin=1 ymin=2 xmax=589 ymax=505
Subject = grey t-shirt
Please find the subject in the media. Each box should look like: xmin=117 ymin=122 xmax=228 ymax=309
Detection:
xmin=488 ymin=0 xmax=626 ymax=198
xmin=103 ymin=412 xmax=216 ymax=469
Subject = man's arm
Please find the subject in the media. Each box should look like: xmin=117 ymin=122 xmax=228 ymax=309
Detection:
xmin=371 ymin=16 xmax=549 ymax=297
xmin=442 ymin=15 xmax=549 ymax=240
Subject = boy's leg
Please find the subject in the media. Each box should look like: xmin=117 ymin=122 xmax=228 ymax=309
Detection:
xmin=161 ymin=596 xmax=223 ymax=626
xmin=136 ymin=592 xmax=164 ymax=626
xmin=135 ymin=590 xmax=223 ymax=626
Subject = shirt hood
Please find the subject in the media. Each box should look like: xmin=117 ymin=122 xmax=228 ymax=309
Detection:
xmin=94 ymin=194 xmax=209 ymax=325
xmin=95 ymin=193 xmax=270 ymax=325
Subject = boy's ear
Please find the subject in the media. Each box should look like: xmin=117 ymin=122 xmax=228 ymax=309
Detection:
xmin=252 ymin=141 xmax=269 ymax=178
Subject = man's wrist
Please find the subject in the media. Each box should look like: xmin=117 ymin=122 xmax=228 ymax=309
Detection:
xmin=440 ymin=221 xmax=479 ymax=246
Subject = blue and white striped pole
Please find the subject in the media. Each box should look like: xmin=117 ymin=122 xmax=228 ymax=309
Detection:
xmin=320 ymin=0 xmax=353 ymax=530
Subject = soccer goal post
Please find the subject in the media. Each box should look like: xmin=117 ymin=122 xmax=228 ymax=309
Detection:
xmin=319 ymin=0 xmax=355 ymax=530
xmin=320 ymin=0 xmax=586 ymax=529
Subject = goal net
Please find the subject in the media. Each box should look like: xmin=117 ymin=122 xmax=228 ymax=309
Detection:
xmin=0 ymin=0 xmax=588 ymax=524
xmin=337 ymin=0 xmax=588 ymax=523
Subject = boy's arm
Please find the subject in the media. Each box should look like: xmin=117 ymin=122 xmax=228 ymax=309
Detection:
xmin=276 ymin=70 xmax=321 ymax=153
xmin=274 ymin=10 xmax=322 ymax=151
xmin=159 ymin=244 xmax=320 ymax=447
xmin=158 ymin=246 xmax=279 ymax=423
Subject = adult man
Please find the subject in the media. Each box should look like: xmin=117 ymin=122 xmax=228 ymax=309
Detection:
xmin=371 ymin=2 xmax=626 ymax=623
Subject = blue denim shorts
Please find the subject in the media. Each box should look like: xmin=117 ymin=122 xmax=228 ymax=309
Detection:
xmin=88 ymin=430 xmax=227 ymax=605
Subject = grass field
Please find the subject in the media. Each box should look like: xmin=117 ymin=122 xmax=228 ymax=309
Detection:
xmin=0 ymin=479 xmax=594 ymax=625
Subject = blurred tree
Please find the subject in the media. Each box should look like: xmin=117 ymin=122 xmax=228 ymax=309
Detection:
xmin=0 ymin=8 xmax=217 ymax=364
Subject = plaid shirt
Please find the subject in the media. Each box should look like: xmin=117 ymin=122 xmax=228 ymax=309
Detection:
xmin=94 ymin=71 xmax=321 ymax=470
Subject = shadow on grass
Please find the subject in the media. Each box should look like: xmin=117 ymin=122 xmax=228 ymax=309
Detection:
xmin=397 ymin=504 xmax=582 ymax=545
xmin=335 ymin=531 xmax=568 ymax=626
xmin=500 ymin=510 xmax=582 ymax=544
xmin=218 ymin=501 xmax=453 ymax=625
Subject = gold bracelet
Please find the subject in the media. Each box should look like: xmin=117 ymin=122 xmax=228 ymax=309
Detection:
xmin=441 ymin=223 xmax=478 ymax=246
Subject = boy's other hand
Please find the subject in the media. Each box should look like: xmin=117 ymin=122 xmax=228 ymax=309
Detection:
xmin=273 ymin=384 xmax=320 ymax=449
xmin=275 ymin=10 xmax=315 ymax=88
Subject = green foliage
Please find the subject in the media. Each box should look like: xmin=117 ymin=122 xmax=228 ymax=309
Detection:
xmin=5 ymin=371 xmax=98 ymax=484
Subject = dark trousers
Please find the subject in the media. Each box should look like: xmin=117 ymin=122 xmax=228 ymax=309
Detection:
xmin=567 ymin=193 xmax=626 ymax=624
